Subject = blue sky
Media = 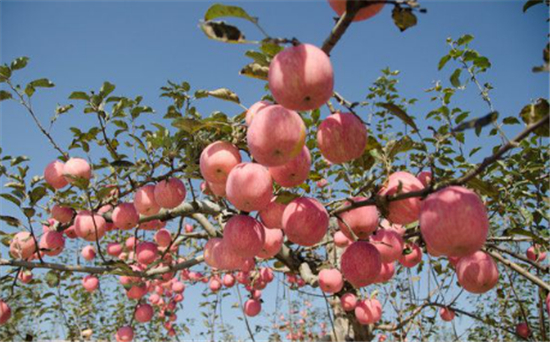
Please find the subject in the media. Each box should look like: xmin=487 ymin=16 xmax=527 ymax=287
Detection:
xmin=1 ymin=0 xmax=548 ymax=340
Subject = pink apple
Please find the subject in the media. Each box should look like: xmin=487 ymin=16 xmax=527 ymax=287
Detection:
xmin=63 ymin=157 xmax=92 ymax=183
xmin=516 ymin=323 xmax=531 ymax=339
xmin=81 ymin=245 xmax=96 ymax=261
xmin=154 ymin=178 xmax=186 ymax=209
xmin=226 ymin=163 xmax=273 ymax=212
xmin=204 ymin=238 xmax=224 ymax=269
xmin=44 ymin=160 xmax=68 ymax=189
xmin=257 ymin=228 xmax=284 ymax=259
xmin=136 ymin=242 xmax=159 ymax=265
xmin=200 ymin=141 xmax=242 ymax=184
xmin=317 ymin=112 xmax=367 ymax=164
xmin=135 ymin=303 xmax=154 ymax=323
xmin=420 ymin=186 xmax=488 ymax=257
xmin=355 ymin=298 xmax=382 ymax=325
xmin=260 ymin=267 xmax=274 ymax=283
xmin=417 ymin=171 xmax=432 ymax=187
xmin=112 ymin=202 xmax=139 ymax=230
xmin=378 ymin=171 xmax=424 ymax=225
xmin=18 ymin=270 xmax=33 ymax=284
xmin=246 ymin=100 xmax=272 ymax=126
xmin=172 ymin=281 xmax=185 ymax=293
xmin=338 ymin=197 xmax=378 ymax=240
xmin=370 ymin=229 xmax=404 ymax=263
xmin=328 ymin=0 xmax=385 ymax=22
xmin=64 ymin=225 xmax=77 ymax=239
xmin=213 ymin=241 xmax=247 ymax=271
xmin=134 ymin=185 xmax=161 ymax=216
xmin=282 ymin=197 xmax=329 ymax=246
xmin=74 ymin=210 xmax=106 ymax=242
xmin=375 ymin=262 xmax=395 ymax=283
xmin=439 ymin=307 xmax=455 ymax=322
xmin=51 ymin=205 xmax=74 ymax=224
xmin=340 ymin=293 xmax=357 ymax=311
xmin=244 ymin=299 xmax=262 ymax=317
xmin=319 ymin=269 xmax=344 ymax=294
xmin=526 ymin=244 xmax=546 ymax=262
xmin=154 ymin=229 xmax=172 ymax=247
xmin=456 ymin=251 xmax=499 ymax=294
xmin=341 ymin=241 xmax=381 ymax=288
xmin=0 ymin=300 xmax=10 ymax=325
xmin=10 ymin=232 xmax=37 ymax=260
xmin=223 ymin=215 xmax=265 ymax=258
xmin=115 ymin=326 xmax=134 ymax=342
xmin=333 ymin=231 xmax=352 ymax=248
xmin=39 ymin=230 xmax=65 ymax=256
xmin=269 ymin=145 xmax=311 ymax=187
xmin=259 ymin=198 xmax=287 ymax=229
xmin=209 ymin=277 xmax=222 ymax=292
xmin=268 ymin=44 xmax=333 ymax=111
xmin=399 ymin=243 xmax=423 ymax=268
xmin=222 ymin=274 xmax=236 ymax=288
xmin=82 ymin=275 xmax=99 ymax=293
xmin=247 ymin=105 xmax=306 ymax=167
xmin=106 ymin=243 xmax=123 ymax=257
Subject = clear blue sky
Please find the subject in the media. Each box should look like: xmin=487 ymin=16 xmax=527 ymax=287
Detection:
xmin=1 ymin=0 xmax=548 ymax=340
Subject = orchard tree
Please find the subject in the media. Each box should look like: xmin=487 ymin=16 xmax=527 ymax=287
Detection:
xmin=0 ymin=0 xmax=549 ymax=341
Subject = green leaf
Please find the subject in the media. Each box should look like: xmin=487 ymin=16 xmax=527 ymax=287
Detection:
xmin=391 ymin=7 xmax=417 ymax=32
xmin=0 ymin=193 xmax=21 ymax=207
xmin=275 ymin=192 xmax=300 ymax=205
xmin=207 ymin=88 xmax=240 ymax=104
xmin=387 ymin=135 xmax=415 ymax=160
xmin=466 ymin=177 xmax=499 ymax=198
xmin=0 ymin=65 xmax=11 ymax=82
xmin=379 ymin=103 xmax=419 ymax=131
xmin=204 ymin=4 xmax=256 ymax=23
xmin=45 ymin=270 xmax=61 ymax=287
xmin=473 ymin=57 xmax=491 ymax=70
xmin=523 ymin=0 xmax=543 ymax=12
xmin=450 ymin=68 xmax=462 ymax=88
xmin=200 ymin=21 xmax=247 ymax=44
xmin=0 ymin=90 xmax=12 ymax=101
xmin=240 ymin=63 xmax=269 ymax=80
xmin=245 ymin=50 xmax=269 ymax=66
xmin=452 ymin=111 xmax=498 ymax=134
xmin=456 ymin=34 xmax=474 ymax=46
xmin=29 ymin=78 xmax=55 ymax=88
xmin=260 ymin=41 xmax=284 ymax=57
xmin=438 ymin=55 xmax=451 ymax=71
xmin=111 ymin=160 xmax=135 ymax=168
xmin=0 ymin=215 xmax=22 ymax=227
xmin=100 ymin=82 xmax=116 ymax=97
xmin=29 ymin=186 xmax=47 ymax=205
xmin=519 ymin=98 xmax=549 ymax=137
xmin=69 ymin=91 xmax=90 ymax=101
xmin=22 ymin=207 xmax=35 ymax=218
xmin=10 ymin=57 xmax=29 ymax=70
xmin=55 ymin=104 xmax=74 ymax=115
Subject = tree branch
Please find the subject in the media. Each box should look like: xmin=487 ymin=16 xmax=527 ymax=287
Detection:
xmin=485 ymin=249 xmax=550 ymax=291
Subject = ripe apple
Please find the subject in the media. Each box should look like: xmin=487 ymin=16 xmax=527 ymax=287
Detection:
xmin=420 ymin=186 xmax=489 ymax=257
xmin=317 ymin=112 xmax=367 ymax=164
xmin=268 ymin=145 xmax=311 ymax=187
xmin=247 ymin=105 xmax=306 ymax=167
xmin=268 ymin=44 xmax=333 ymax=111
xmin=282 ymin=197 xmax=329 ymax=246
xmin=200 ymin=141 xmax=242 ymax=184
xmin=226 ymin=163 xmax=273 ymax=212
